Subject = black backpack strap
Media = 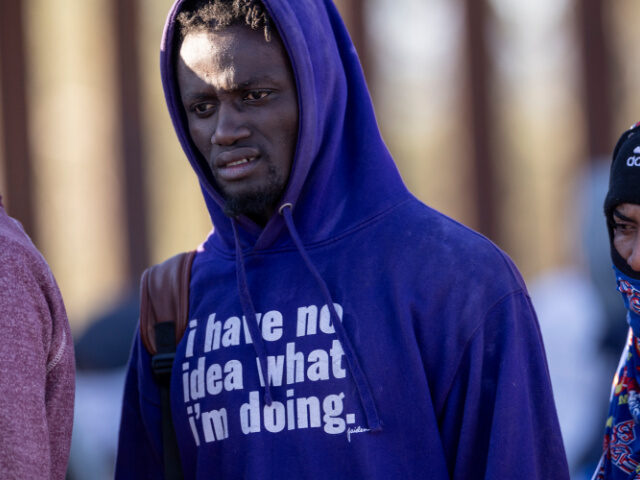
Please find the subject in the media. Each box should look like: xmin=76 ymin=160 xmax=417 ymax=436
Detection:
xmin=139 ymin=250 xmax=196 ymax=480
xmin=155 ymin=322 xmax=184 ymax=480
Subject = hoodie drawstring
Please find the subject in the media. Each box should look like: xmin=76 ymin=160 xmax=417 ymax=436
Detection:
xmin=230 ymin=207 xmax=382 ymax=431
xmin=279 ymin=203 xmax=382 ymax=431
xmin=231 ymin=219 xmax=273 ymax=406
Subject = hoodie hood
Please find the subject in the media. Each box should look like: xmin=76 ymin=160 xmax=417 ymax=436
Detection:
xmin=161 ymin=0 xmax=409 ymax=252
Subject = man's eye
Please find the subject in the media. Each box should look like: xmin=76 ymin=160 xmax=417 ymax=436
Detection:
xmin=614 ymin=223 xmax=635 ymax=233
xmin=245 ymin=91 xmax=269 ymax=101
xmin=193 ymin=103 xmax=215 ymax=115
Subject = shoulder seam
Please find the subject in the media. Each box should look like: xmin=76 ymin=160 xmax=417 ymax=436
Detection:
xmin=435 ymin=288 xmax=529 ymax=415
xmin=46 ymin=328 xmax=67 ymax=373
xmin=437 ymin=213 xmax=523 ymax=286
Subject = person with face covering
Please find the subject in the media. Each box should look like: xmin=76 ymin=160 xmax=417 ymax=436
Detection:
xmin=593 ymin=122 xmax=640 ymax=479
xmin=115 ymin=1 xmax=569 ymax=479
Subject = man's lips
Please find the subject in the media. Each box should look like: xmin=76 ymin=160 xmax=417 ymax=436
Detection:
xmin=213 ymin=147 xmax=261 ymax=181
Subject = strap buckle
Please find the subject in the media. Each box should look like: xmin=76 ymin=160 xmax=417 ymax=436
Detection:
xmin=151 ymin=352 xmax=175 ymax=381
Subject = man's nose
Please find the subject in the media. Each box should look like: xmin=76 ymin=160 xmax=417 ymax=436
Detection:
xmin=628 ymin=235 xmax=640 ymax=272
xmin=211 ymin=103 xmax=250 ymax=146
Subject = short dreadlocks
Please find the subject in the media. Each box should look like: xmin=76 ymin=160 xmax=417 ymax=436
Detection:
xmin=175 ymin=0 xmax=273 ymax=44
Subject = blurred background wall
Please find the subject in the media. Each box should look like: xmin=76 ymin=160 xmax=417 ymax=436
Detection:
xmin=0 ymin=0 xmax=636 ymax=478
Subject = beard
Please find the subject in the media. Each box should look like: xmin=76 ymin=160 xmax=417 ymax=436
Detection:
xmin=217 ymin=162 xmax=287 ymax=224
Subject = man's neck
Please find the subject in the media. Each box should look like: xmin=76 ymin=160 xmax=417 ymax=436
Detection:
xmin=247 ymin=207 xmax=274 ymax=228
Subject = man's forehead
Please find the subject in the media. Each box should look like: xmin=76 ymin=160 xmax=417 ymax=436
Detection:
xmin=179 ymin=31 xmax=249 ymax=90
xmin=178 ymin=26 xmax=292 ymax=92
xmin=179 ymin=30 xmax=239 ymax=66
xmin=615 ymin=204 xmax=640 ymax=219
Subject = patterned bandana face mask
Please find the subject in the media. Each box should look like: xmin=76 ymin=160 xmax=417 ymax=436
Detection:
xmin=593 ymin=268 xmax=640 ymax=479
xmin=616 ymin=268 xmax=640 ymax=338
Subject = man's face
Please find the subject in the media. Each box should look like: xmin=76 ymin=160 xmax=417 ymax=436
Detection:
xmin=613 ymin=203 xmax=640 ymax=272
xmin=177 ymin=26 xmax=299 ymax=225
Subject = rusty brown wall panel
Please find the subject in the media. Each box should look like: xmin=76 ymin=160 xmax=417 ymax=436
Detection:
xmin=0 ymin=0 xmax=37 ymax=240
xmin=114 ymin=0 xmax=150 ymax=281
xmin=578 ymin=0 xmax=611 ymax=160
xmin=463 ymin=0 xmax=497 ymax=241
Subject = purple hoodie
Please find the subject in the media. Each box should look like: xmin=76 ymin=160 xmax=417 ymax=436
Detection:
xmin=116 ymin=0 xmax=569 ymax=478
xmin=0 ymin=199 xmax=75 ymax=479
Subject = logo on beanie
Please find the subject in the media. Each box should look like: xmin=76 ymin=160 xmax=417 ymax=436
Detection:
xmin=626 ymin=147 xmax=640 ymax=166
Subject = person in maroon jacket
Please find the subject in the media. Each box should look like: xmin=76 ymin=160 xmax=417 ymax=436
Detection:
xmin=0 ymin=196 xmax=75 ymax=479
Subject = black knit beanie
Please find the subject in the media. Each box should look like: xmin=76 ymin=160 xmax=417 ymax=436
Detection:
xmin=604 ymin=121 xmax=640 ymax=279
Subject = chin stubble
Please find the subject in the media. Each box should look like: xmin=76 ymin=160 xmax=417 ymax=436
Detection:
xmin=218 ymin=163 xmax=286 ymax=220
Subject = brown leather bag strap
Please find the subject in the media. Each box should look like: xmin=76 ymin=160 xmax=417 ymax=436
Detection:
xmin=139 ymin=250 xmax=197 ymax=356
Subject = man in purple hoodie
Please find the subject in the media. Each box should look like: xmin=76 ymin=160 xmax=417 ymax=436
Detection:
xmin=116 ymin=1 xmax=569 ymax=478
xmin=0 ymin=196 xmax=75 ymax=479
